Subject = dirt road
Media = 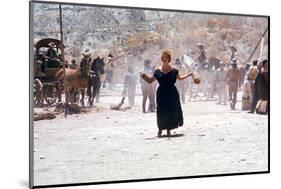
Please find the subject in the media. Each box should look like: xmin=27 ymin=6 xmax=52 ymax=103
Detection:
xmin=33 ymin=91 xmax=268 ymax=186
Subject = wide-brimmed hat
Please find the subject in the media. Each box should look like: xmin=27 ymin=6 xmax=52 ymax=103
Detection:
xmin=48 ymin=42 xmax=56 ymax=48
xmin=261 ymin=57 xmax=268 ymax=64
xmin=82 ymin=49 xmax=91 ymax=58
xmin=230 ymin=57 xmax=238 ymax=64
xmin=197 ymin=43 xmax=203 ymax=47
xmin=257 ymin=57 xmax=268 ymax=68
xmin=230 ymin=60 xmax=237 ymax=65
xmin=257 ymin=61 xmax=263 ymax=68
xmin=230 ymin=46 xmax=237 ymax=51
xmin=219 ymin=61 xmax=225 ymax=65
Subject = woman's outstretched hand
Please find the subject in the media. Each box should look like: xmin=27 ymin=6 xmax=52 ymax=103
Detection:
xmin=187 ymin=72 xmax=193 ymax=77
xmin=140 ymin=72 xmax=156 ymax=84
xmin=177 ymin=72 xmax=193 ymax=80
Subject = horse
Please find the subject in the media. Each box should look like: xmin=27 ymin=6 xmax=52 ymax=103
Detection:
xmin=182 ymin=54 xmax=221 ymax=100
xmin=208 ymin=56 xmax=221 ymax=70
xmin=205 ymin=56 xmax=221 ymax=98
xmin=181 ymin=54 xmax=201 ymax=100
xmin=87 ymin=57 xmax=105 ymax=106
xmin=55 ymin=55 xmax=92 ymax=106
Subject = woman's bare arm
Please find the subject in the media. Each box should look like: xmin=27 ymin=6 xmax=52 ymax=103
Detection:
xmin=177 ymin=72 xmax=193 ymax=80
xmin=140 ymin=73 xmax=156 ymax=84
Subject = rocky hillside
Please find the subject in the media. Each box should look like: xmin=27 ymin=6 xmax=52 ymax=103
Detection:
xmin=33 ymin=3 xmax=268 ymax=64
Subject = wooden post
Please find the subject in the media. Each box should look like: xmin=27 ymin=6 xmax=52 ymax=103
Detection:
xmin=260 ymin=37 xmax=264 ymax=59
xmin=247 ymin=27 xmax=268 ymax=63
xmin=59 ymin=4 xmax=67 ymax=118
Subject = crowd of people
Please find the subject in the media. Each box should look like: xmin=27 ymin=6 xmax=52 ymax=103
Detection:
xmin=243 ymin=58 xmax=269 ymax=114
xmin=118 ymin=44 xmax=269 ymax=115
xmin=42 ymin=40 xmax=268 ymax=116
xmin=39 ymin=41 xmax=268 ymax=137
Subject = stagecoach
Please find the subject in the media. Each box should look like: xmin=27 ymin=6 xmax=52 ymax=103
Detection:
xmin=34 ymin=38 xmax=65 ymax=82
xmin=33 ymin=38 xmax=65 ymax=106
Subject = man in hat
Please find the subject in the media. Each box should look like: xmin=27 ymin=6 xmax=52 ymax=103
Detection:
xmin=43 ymin=42 xmax=61 ymax=70
xmin=80 ymin=49 xmax=91 ymax=76
xmin=175 ymin=58 xmax=187 ymax=103
xmin=195 ymin=43 xmax=208 ymax=70
xmin=140 ymin=59 xmax=156 ymax=113
xmin=259 ymin=58 xmax=269 ymax=113
xmin=247 ymin=60 xmax=259 ymax=81
xmin=248 ymin=59 xmax=264 ymax=113
xmin=123 ymin=67 xmax=137 ymax=107
xmin=230 ymin=46 xmax=238 ymax=62
xmin=241 ymin=60 xmax=255 ymax=110
xmin=46 ymin=42 xmax=57 ymax=59
xmin=102 ymin=54 xmax=114 ymax=89
xmin=78 ymin=49 xmax=91 ymax=78
xmin=69 ymin=58 xmax=77 ymax=69
xmin=226 ymin=60 xmax=242 ymax=110
xmin=246 ymin=60 xmax=258 ymax=104
xmin=215 ymin=61 xmax=227 ymax=105
xmin=208 ymin=65 xmax=217 ymax=99
xmin=253 ymin=58 xmax=269 ymax=114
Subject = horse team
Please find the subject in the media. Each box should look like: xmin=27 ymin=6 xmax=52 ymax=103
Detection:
xmin=34 ymin=50 xmax=106 ymax=107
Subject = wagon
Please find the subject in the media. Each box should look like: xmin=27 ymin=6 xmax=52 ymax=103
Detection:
xmin=33 ymin=38 xmax=65 ymax=106
xmin=34 ymin=38 xmax=65 ymax=82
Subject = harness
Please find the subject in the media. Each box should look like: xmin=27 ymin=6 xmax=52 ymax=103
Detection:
xmin=89 ymin=59 xmax=102 ymax=78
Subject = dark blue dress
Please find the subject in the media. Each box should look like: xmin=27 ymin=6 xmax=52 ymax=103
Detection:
xmin=153 ymin=69 xmax=184 ymax=130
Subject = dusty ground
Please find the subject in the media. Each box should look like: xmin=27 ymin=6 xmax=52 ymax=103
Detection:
xmin=33 ymin=86 xmax=268 ymax=186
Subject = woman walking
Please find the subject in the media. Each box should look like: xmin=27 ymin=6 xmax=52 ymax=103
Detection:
xmin=141 ymin=50 xmax=193 ymax=137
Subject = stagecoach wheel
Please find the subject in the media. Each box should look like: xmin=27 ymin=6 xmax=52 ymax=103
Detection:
xmin=33 ymin=90 xmax=43 ymax=107
xmin=34 ymin=95 xmax=40 ymax=106
xmin=46 ymin=92 xmax=57 ymax=106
